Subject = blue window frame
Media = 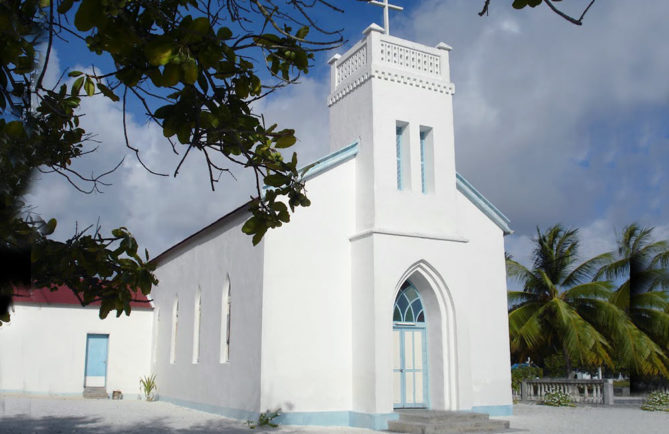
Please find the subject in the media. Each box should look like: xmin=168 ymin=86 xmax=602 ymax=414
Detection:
xmin=396 ymin=126 xmax=403 ymax=190
xmin=420 ymin=130 xmax=426 ymax=193
xmin=393 ymin=281 xmax=425 ymax=324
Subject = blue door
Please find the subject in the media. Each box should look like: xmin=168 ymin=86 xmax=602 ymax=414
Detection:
xmin=393 ymin=282 xmax=429 ymax=408
xmin=85 ymin=334 xmax=109 ymax=387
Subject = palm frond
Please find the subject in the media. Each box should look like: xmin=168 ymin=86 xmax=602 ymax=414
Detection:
xmin=551 ymin=298 xmax=613 ymax=368
xmin=610 ymin=281 xmax=630 ymax=311
xmin=632 ymin=291 xmax=669 ymax=310
xmin=594 ymin=257 xmax=629 ymax=281
xmin=507 ymin=291 xmax=539 ymax=306
xmin=562 ymin=282 xmax=614 ymax=302
xmin=563 ymin=252 xmax=614 ymax=286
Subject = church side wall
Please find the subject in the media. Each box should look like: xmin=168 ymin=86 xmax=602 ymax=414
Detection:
xmin=151 ymin=210 xmax=264 ymax=418
xmin=455 ymin=190 xmax=513 ymax=414
xmin=0 ymin=305 xmax=153 ymax=397
xmin=260 ymin=158 xmax=356 ymax=421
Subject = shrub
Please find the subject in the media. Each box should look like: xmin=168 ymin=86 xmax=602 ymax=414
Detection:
xmin=511 ymin=365 xmax=543 ymax=393
xmin=247 ymin=409 xmax=281 ymax=429
xmin=139 ymin=374 xmax=157 ymax=401
xmin=543 ymin=389 xmax=575 ymax=407
xmin=641 ymin=391 xmax=669 ymax=412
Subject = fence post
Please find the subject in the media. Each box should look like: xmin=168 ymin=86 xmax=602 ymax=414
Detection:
xmin=521 ymin=380 xmax=527 ymax=401
xmin=603 ymin=379 xmax=614 ymax=405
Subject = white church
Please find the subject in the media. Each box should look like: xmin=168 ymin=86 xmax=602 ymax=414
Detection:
xmin=1 ymin=9 xmax=513 ymax=432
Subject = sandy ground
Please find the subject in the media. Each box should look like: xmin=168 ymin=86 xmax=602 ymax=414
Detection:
xmin=1 ymin=395 xmax=668 ymax=433
xmin=497 ymin=403 xmax=669 ymax=434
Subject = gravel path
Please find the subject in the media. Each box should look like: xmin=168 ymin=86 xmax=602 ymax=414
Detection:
xmin=497 ymin=403 xmax=669 ymax=434
xmin=1 ymin=395 xmax=668 ymax=433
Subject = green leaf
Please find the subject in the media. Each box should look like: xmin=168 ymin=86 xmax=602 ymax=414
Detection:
xmin=84 ymin=77 xmax=95 ymax=96
xmin=97 ymin=83 xmax=120 ymax=102
xmin=58 ymin=0 xmax=74 ymax=14
xmin=264 ymin=174 xmax=288 ymax=187
xmin=242 ymin=216 xmax=258 ymax=235
xmin=74 ymin=0 xmax=99 ymax=31
xmin=217 ymin=27 xmax=233 ymax=40
xmin=71 ymin=76 xmax=84 ymax=96
xmin=44 ymin=218 xmax=57 ymax=235
xmin=181 ymin=60 xmax=198 ymax=85
xmin=162 ymin=63 xmax=181 ymax=87
xmin=191 ymin=17 xmax=210 ymax=35
xmin=296 ymin=26 xmax=310 ymax=40
xmin=5 ymin=121 xmax=25 ymax=137
xmin=68 ymin=71 xmax=83 ymax=77
xmin=145 ymin=40 xmax=173 ymax=66
xmin=252 ymin=226 xmax=268 ymax=246
xmin=275 ymin=135 xmax=296 ymax=148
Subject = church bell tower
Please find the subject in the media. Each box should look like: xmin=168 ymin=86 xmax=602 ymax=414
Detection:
xmin=327 ymin=17 xmax=458 ymax=237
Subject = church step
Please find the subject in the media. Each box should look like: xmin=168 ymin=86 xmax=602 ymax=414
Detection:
xmin=396 ymin=410 xmax=490 ymax=424
xmin=82 ymin=387 xmax=109 ymax=399
xmin=388 ymin=419 xmax=510 ymax=434
xmin=389 ymin=410 xmax=510 ymax=434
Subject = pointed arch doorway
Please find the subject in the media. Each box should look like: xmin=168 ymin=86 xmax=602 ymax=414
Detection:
xmin=393 ymin=281 xmax=429 ymax=408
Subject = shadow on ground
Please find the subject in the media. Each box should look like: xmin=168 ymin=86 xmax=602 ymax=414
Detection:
xmin=0 ymin=414 xmax=300 ymax=433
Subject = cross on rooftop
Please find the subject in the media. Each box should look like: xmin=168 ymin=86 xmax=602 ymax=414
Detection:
xmin=368 ymin=0 xmax=404 ymax=35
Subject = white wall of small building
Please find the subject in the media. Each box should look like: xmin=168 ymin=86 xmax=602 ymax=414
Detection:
xmin=455 ymin=190 xmax=513 ymax=411
xmin=260 ymin=157 xmax=356 ymax=414
xmin=151 ymin=209 xmax=264 ymax=418
xmin=0 ymin=304 xmax=153 ymax=397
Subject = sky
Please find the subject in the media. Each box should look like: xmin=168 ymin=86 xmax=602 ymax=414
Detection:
xmin=25 ymin=0 xmax=669 ymax=270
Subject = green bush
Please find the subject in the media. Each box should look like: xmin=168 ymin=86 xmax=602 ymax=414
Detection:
xmin=247 ymin=409 xmax=281 ymax=429
xmin=641 ymin=391 xmax=669 ymax=412
xmin=512 ymin=366 xmax=543 ymax=393
xmin=139 ymin=374 xmax=157 ymax=401
xmin=543 ymin=354 xmax=566 ymax=378
xmin=543 ymin=389 xmax=575 ymax=407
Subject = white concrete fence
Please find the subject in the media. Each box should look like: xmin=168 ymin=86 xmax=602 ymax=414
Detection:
xmin=516 ymin=378 xmax=615 ymax=405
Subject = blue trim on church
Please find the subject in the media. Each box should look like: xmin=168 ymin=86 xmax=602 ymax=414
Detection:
xmin=456 ymin=173 xmax=513 ymax=235
xmin=158 ymin=395 xmax=399 ymax=430
xmin=300 ymin=141 xmax=359 ymax=180
xmin=470 ymin=404 xmax=513 ymax=416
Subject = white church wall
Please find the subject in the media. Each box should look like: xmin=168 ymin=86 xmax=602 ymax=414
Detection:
xmin=0 ymin=304 xmax=152 ymax=397
xmin=152 ymin=208 xmax=264 ymax=419
xmin=260 ymin=157 xmax=356 ymax=419
xmin=329 ymin=28 xmax=458 ymax=238
xmin=369 ymin=74 xmax=458 ymax=237
xmin=455 ymin=190 xmax=513 ymax=414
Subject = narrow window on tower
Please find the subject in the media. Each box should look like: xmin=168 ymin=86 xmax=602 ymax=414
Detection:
xmin=396 ymin=121 xmax=411 ymax=190
xmin=170 ymin=297 xmax=179 ymax=364
xmin=192 ymin=287 xmax=201 ymax=364
xmin=419 ymin=126 xmax=434 ymax=193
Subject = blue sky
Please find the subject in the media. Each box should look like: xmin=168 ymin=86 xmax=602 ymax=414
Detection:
xmin=26 ymin=0 xmax=669 ymax=269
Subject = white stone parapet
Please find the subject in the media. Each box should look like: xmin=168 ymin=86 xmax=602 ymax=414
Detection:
xmin=328 ymin=24 xmax=454 ymax=106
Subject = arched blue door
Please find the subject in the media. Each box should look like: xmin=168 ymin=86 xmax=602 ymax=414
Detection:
xmin=393 ymin=281 xmax=429 ymax=408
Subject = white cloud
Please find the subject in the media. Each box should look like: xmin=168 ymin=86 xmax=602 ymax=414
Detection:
xmin=24 ymin=1 xmax=669 ymax=263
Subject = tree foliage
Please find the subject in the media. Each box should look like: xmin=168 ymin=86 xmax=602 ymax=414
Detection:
xmin=0 ymin=0 xmax=605 ymax=325
xmin=0 ymin=0 xmax=344 ymax=324
xmin=479 ymin=0 xmax=598 ymax=26
xmin=507 ymin=225 xmax=669 ymax=378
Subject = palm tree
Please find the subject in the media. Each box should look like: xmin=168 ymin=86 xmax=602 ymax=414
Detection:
xmin=507 ymin=225 xmax=668 ymax=377
xmin=596 ymin=224 xmax=669 ymax=376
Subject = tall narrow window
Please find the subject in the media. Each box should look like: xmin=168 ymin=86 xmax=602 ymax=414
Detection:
xmin=192 ymin=287 xmax=201 ymax=364
xmin=419 ymin=126 xmax=434 ymax=193
xmin=170 ymin=297 xmax=179 ymax=364
xmin=396 ymin=122 xmax=411 ymax=190
xmin=220 ymin=275 xmax=231 ymax=363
